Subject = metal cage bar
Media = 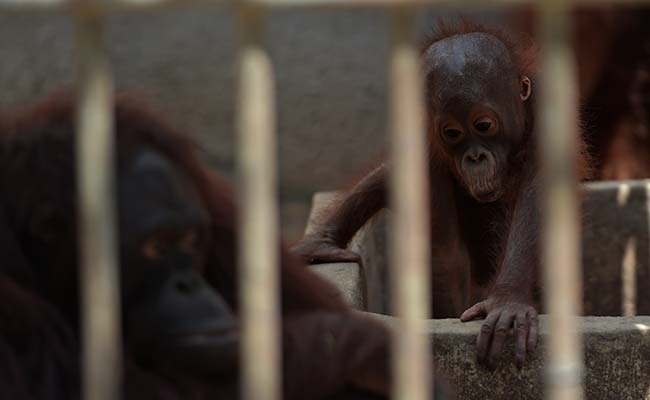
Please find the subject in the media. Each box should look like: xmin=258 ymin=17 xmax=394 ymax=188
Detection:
xmin=74 ymin=4 xmax=123 ymax=400
xmin=538 ymin=3 xmax=584 ymax=400
xmin=389 ymin=9 xmax=433 ymax=400
xmin=6 ymin=0 xmax=650 ymax=12
xmin=237 ymin=5 xmax=282 ymax=400
xmin=621 ymin=236 xmax=637 ymax=317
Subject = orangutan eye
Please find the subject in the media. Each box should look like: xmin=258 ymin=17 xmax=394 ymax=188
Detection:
xmin=442 ymin=125 xmax=464 ymax=142
xmin=142 ymin=229 xmax=201 ymax=260
xmin=474 ymin=116 xmax=497 ymax=134
xmin=475 ymin=121 xmax=491 ymax=132
xmin=142 ymin=237 xmax=164 ymax=260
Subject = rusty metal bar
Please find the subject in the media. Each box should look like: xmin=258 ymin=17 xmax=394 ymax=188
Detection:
xmin=647 ymin=181 xmax=650 ymax=314
xmin=7 ymin=0 xmax=650 ymax=13
xmin=389 ymin=9 xmax=432 ymax=400
xmin=538 ymin=3 xmax=584 ymax=400
xmin=252 ymin=0 xmax=650 ymax=7
xmin=621 ymin=237 xmax=637 ymax=317
xmin=616 ymin=184 xmax=638 ymax=316
xmin=0 ymin=0 xmax=223 ymax=13
xmin=74 ymin=4 xmax=122 ymax=400
xmin=237 ymin=5 xmax=281 ymax=400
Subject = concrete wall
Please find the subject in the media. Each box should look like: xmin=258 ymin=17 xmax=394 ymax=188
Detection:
xmin=0 ymin=8 xmax=503 ymax=240
xmin=372 ymin=314 xmax=650 ymax=400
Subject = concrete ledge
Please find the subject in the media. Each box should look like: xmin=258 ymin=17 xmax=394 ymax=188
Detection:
xmin=306 ymin=180 xmax=650 ymax=316
xmin=310 ymin=262 xmax=365 ymax=309
xmin=369 ymin=314 xmax=650 ymax=399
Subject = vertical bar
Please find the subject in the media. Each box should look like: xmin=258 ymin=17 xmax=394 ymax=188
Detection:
xmin=621 ymin=237 xmax=637 ymax=317
xmin=389 ymin=9 xmax=432 ymax=400
xmin=74 ymin=3 xmax=122 ymax=400
xmin=538 ymin=3 xmax=584 ymax=400
xmin=617 ymin=184 xmax=637 ymax=316
xmin=237 ymin=6 xmax=281 ymax=400
xmin=647 ymin=182 xmax=650 ymax=306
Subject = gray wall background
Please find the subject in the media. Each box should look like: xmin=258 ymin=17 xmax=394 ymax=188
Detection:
xmin=0 ymin=9 xmax=503 ymax=241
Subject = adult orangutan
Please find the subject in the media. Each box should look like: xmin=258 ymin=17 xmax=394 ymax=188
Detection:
xmin=0 ymin=93 xmax=451 ymax=399
xmin=293 ymin=23 xmax=590 ymax=370
xmin=509 ymin=7 xmax=650 ymax=180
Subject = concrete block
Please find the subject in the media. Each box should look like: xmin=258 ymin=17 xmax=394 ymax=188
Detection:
xmin=306 ymin=180 xmax=650 ymax=316
xmin=582 ymin=180 xmax=650 ymax=315
xmin=310 ymin=263 xmax=365 ymax=309
xmin=304 ymin=180 xmax=650 ymax=398
xmin=369 ymin=314 xmax=650 ymax=400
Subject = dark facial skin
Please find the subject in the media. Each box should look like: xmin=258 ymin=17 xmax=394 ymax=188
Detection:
xmin=291 ymin=28 xmax=572 ymax=372
xmin=118 ymin=150 xmax=238 ymax=376
xmin=424 ymin=32 xmax=530 ymax=203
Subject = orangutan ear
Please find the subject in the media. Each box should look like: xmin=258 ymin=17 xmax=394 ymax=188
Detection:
xmin=520 ymin=76 xmax=532 ymax=101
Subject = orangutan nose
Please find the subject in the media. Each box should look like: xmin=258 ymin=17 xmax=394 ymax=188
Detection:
xmin=463 ymin=148 xmax=490 ymax=167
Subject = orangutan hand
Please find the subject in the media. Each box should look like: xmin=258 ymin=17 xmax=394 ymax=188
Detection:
xmin=291 ymin=235 xmax=361 ymax=264
xmin=461 ymin=296 xmax=539 ymax=370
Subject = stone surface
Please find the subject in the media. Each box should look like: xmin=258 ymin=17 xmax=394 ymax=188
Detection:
xmin=310 ymin=263 xmax=365 ymax=309
xmin=369 ymin=314 xmax=650 ymax=400
xmin=306 ymin=181 xmax=650 ymax=398
xmin=582 ymin=180 xmax=650 ymax=315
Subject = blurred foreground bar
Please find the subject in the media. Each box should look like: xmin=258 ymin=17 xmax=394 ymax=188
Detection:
xmin=74 ymin=3 xmax=123 ymax=400
xmin=237 ymin=5 xmax=281 ymax=400
xmin=6 ymin=0 xmax=650 ymax=13
xmin=388 ymin=9 xmax=432 ymax=400
xmin=538 ymin=2 xmax=583 ymax=400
